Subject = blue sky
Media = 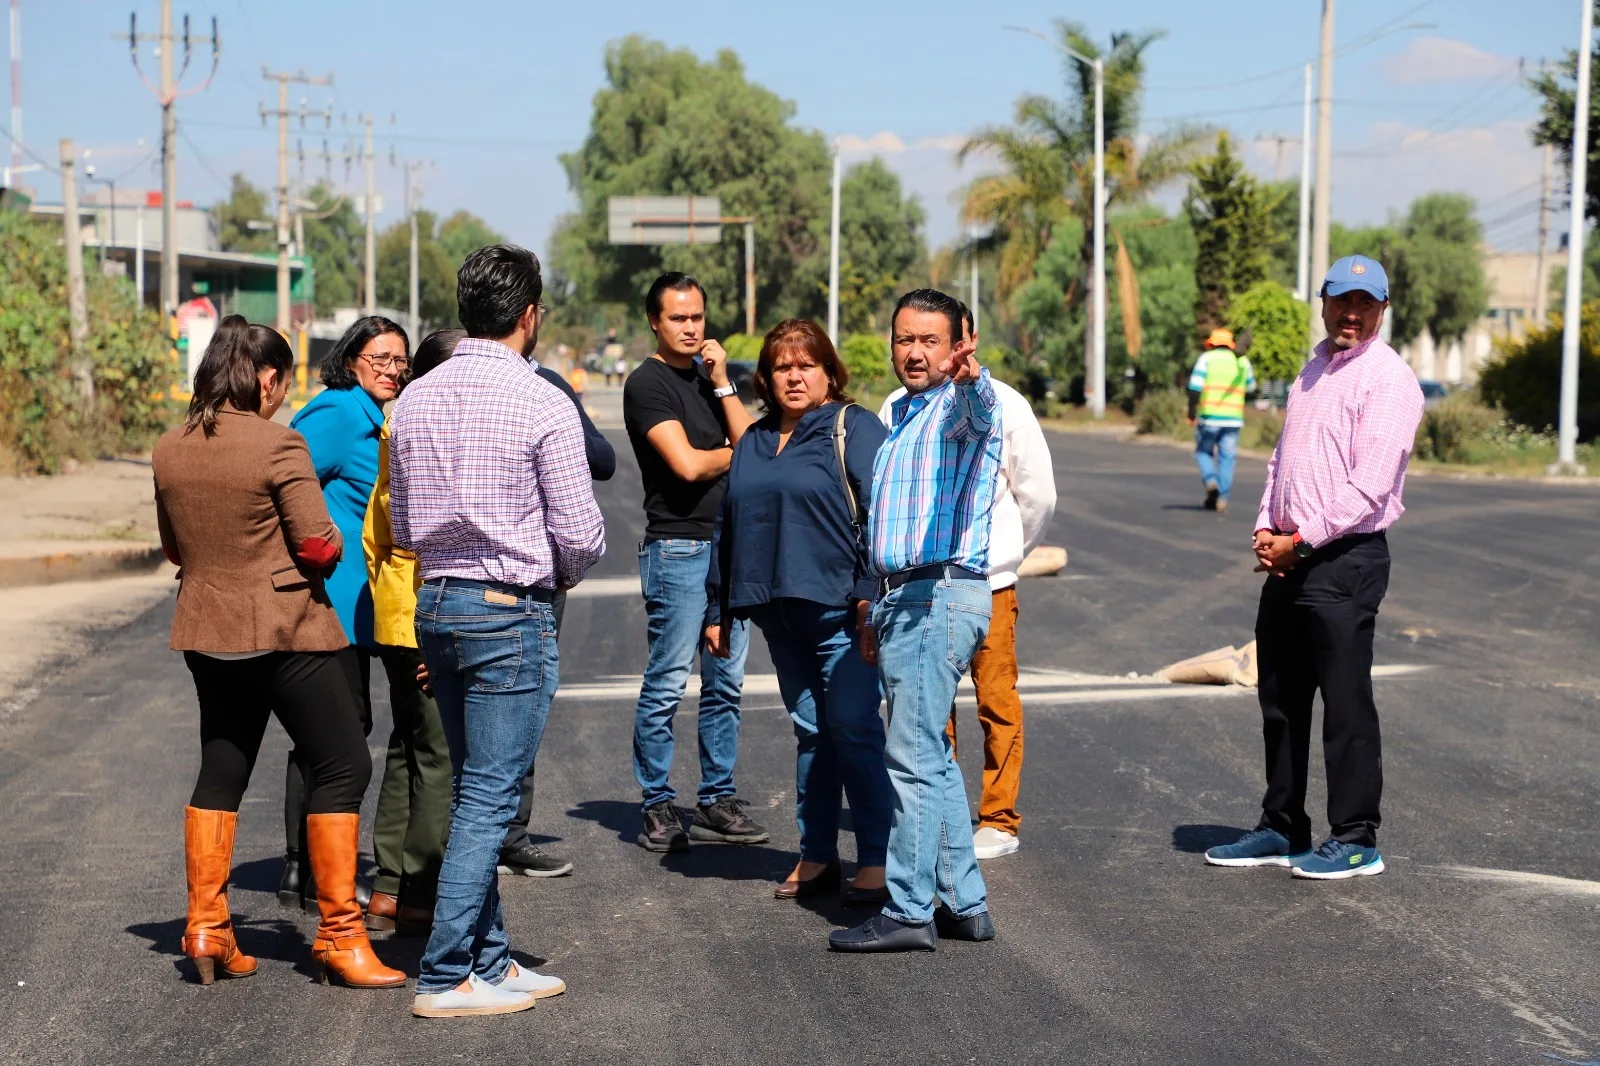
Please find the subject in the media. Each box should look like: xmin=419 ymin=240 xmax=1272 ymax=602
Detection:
xmin=13 ymin=1 xmax=1579 ymax=258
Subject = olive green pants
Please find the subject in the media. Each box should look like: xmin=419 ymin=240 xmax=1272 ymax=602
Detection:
xmin=370 ymin=644 xmax=453 ymax=906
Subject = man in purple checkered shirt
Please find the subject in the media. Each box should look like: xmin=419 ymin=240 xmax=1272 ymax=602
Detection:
xmin=390 ymin=244 xmax=604 ymax=1019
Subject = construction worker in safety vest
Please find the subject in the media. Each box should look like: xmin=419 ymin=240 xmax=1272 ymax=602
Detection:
xmin=1187 ymin=328 xmax=1256 ymax=513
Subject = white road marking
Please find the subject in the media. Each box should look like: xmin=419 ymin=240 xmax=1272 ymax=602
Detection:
xmin=554 ymin=664 xmax=1430 ymax=704
xmin=1417 ymin=865 xmax=1600 ymax=897
xmin=567 ymin=574 xmax=1099 ymax=597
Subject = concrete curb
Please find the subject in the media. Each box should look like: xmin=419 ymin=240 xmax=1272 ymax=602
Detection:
xmin=0 ymin=543 xmax=167 ymax=589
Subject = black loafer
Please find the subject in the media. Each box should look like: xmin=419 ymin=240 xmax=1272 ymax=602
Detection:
xmin=774 ymin=861 xmax=841 ymax=900
xmin=934 ymin=905 xmax=996 ymax=942
xmin=828 ymin=914 xmax=937 ymax=953
xmin=840 ymin=883 xmax=890 ymax=908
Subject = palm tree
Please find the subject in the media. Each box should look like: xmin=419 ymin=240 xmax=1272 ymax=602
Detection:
xmin=961 ymin=20 xmax=1210 ymax=325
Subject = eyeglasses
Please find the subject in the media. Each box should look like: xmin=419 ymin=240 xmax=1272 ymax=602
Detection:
xmin=361 ymin=354 xmax=411 ymax=372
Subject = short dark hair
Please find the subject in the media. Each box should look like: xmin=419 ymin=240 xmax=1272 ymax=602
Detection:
xmin=321 ymin=315 xmax=408 ymax=389
xmin=891 ymin=288 xmax=964 ymax=347
xmin=410 ymin=328 xmax=466 ymax=381
xmin=753 ymin=319 xmax=851 ymax=411
xmin=645 ymin=272 xmax=706 ymax=320
xmin=957 ymin=301 xmax=975 ymax=340
xmin=185 ymin=315 xmax=293 ymax=435
xmin=457 ymin=244 xmax=543 ymax=338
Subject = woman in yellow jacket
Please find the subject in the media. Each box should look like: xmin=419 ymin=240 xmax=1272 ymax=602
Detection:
xmin=362 ymin=329 xmax=463 ymax=934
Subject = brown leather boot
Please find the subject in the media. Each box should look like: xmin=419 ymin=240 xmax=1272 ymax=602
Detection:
xmin=306 ymin=813 xmax=406 ymax=988
xmin=181 ymin=806 xmax=258 ymax=984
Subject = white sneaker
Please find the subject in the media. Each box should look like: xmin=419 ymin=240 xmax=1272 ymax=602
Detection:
xmin=972 ymin=826 xmax=1020 ymax=860
xmin=412 ymin=972 xmax=537 ymax=1018
xmin=496 ymin=962 xmax=566 ymax=1000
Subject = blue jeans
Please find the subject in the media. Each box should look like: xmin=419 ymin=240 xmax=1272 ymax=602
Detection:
xmin=873 ymin=573 xmax=991 ymax=925
xmin=747 ymin=599 xmax=891 ymax=868
xmin=633 ymin=539 xmax=750 ymax=810
xmin=1194 ymin=423 xmax=1240 ymax=500
xmin=413 ymin=579 xmax=559 ymax=994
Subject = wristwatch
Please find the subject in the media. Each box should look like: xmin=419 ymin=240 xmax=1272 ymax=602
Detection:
xmin=1292 ymin=532 xmax=1314 ymax=560
xmin=711 ymin=383 xmax=738 ymax=399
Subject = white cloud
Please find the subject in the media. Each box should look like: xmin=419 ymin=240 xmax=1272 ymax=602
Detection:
xmin=1381 ymin=36 xmax=1520 ymax=85
xmin=833 ymin=132 xmax=999 ymax=248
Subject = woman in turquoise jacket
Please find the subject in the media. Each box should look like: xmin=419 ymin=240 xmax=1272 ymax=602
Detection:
xmin=278 ymin=314 xmax=410 ymax=912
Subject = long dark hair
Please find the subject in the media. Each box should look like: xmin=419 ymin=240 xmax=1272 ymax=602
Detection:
xmin=184 ymin=315 xmax=294 ymax=436
xmin=753 ymin=319 xmax=851 ymax=412
xmin=320 ymin=315 xmax=408 ymax=389
xmin=410 ymin=328 xmax=465 ymax=381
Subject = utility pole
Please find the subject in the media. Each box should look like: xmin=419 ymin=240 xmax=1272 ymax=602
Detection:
xmin=969 ymin=227 xmax=980 ymax=337
xmin=1555 ymin=0 xmax=1592 ymax=474
xmin=1090 ymin=55 xmax=1106 ymax=418
xmin=60 ymin=138 xmax=90 ymax=403
xmin=1535 ymin=139 xmax=1553 ymax=326
xmin=1310 ymin=0 xmax=1336 ymax=343
xmin=392 ymin=153 xmax=428 ymax=339
xmin=744 ymin=220 xmax=756 ymax=335
xmin=122 ymin=2 xmax=219 ymax=331
xmin=1296 ymin=63 xmax=1314 ymax=302
xmin=345 ymin=113 xmax=387 ymax=314
xmin=261 ymin=67 xmax=331 ymax=337
xmin=827 ymin=148 xmax=840 ymax=345
xmin=9 ymin=0 xmax=20 ymax=181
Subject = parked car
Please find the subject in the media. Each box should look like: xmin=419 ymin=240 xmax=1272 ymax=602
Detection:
xmin=1419 ymin=380 xmax=1450 ymax=408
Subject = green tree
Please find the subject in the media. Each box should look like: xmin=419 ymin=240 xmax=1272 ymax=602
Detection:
xmin=1389 ymin=193 xmax=1488 ymax=349
xmin=550 ymin=36 xmax=846 ymax=335
xmin=1530 ymin=9 xmax=1600 ymax=226
xmin=960 ymin=20 xmax=1210 ymax=319
xmin=213 ymin=173 xmax=273 ymax=255
xmin=1479 ymin=304 xmax=1600 ymax=439
xmin=375 ymin=210 xmax=456 ymax=329
xmin=299 ymin=184 xmax=363 ymax=316
xmin=437 ymin=210 xmax=506 ymax=265
xmin=839 ymin=332 xmax=891 ymax=391
xmin=834 ymin=159 xmax=926 ymax=334
xmin=1227 ymin=280 xmax=1309 ymax=383
xmin=1185 ymin=131 xmax=1284 ymax=336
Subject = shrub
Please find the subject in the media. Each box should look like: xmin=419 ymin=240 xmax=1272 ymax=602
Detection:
xmin=1134 ymin=388 xmax=1188 ymax=437
xmin=720 ymin=332 xmax=762 ymax=364
xmin=1478 ymin=305 xmax=1600 ymax=440
xmin=840 ymin=332 xmax=891 ymax=390
xmin=1244 ymin=410 xmax=1283 ymax=450
xmin=1413 ymin=391 xmax=1501 ymax=463
xmin=1226 ymin=280 xmax=1309 ymax=384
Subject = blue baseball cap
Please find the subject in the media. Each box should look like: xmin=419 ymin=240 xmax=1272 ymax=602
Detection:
xmin=1319 ymin=254 xmax=1389 ymax=301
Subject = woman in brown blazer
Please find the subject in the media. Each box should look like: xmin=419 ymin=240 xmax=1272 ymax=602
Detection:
xmin=152 ymin=315 xmax=404 ymax=990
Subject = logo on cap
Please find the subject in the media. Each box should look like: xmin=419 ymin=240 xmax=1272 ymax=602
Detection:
xmin=1351 ymin=264 xmax=1366 ymax=275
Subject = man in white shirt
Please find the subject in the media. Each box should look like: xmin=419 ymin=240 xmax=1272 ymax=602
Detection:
xmin=877 ymin=303 xmax=1057 ymax=859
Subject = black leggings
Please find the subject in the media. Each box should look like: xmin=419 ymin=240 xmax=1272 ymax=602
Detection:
xmin=186 ymin=650 xmax=372 ymax=814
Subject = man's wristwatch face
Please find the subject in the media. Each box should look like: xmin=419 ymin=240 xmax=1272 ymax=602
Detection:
xmin=1294 ymin=538 xmax=1314 ymax=559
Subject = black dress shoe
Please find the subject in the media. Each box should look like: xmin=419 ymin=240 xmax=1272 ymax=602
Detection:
xmin=277 ymin=853 xmax=302 ymax=909
xmin=774 ymin=862 xmax=841 ymax=900
xmin=828 ymin=914 xmax=937 ymax=953
xmin=934 ymin=905 xmax=996 ymax=942
xmin=840 ymin=882 xmax=890 ymax=907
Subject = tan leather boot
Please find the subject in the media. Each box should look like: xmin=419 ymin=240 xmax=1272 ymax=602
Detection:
xmin=306 ymin=813 xmax=406 ymax=988
xmin=181 ymin=806 xmax=258 ymax=984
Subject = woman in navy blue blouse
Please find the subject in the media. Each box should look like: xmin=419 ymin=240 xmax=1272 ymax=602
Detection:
xmin=706 ymin=319 xmax=893 ymax=905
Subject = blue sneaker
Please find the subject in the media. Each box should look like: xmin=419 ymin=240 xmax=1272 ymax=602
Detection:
xmin=1204 ymin=827 xmax=1296 ymax=867
xmin=1290 ymin=839 xmax=1385 ymax=879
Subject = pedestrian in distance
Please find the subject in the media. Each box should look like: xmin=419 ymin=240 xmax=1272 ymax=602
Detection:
xmin=622 ymin=272 xmax=768 ymax=853
xmin=363 ymin=329 xmax=464 ymax=938
xmin=569 ymin=362 xmax=589 ymax=404
xmin=876 ymin=302 xmax=1056 ymax=861
xmin=706 ymin=318 xmax=894 ymax=905
xmin=391 ymin=245 xmax=605 ymax=1018
xmin=1187 ymin=328 xmax=1256 ymax=514
xmin=492 ymin=341 xmax=618 ymax=880
xmin=152 ymin=316 xmax=404 ymax=990
xmin=829 ymin=289 xmax=1003 ymax=954
xmin=1205 ymin=254 xmax=1424 ymax=880
xmin=278 ymin=315 xmax=409 ymax=914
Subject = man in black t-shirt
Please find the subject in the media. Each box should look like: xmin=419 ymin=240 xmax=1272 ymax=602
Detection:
xmin=622 ymin=272 xmax=768 ymax=853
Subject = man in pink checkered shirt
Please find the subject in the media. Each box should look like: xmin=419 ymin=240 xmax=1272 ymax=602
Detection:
xmin=1204 ymin=254 xmax=1424 ymax=881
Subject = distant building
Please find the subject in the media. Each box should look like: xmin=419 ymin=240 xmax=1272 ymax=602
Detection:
xmin=1394 ymin=249 xmax=1549 ymax=386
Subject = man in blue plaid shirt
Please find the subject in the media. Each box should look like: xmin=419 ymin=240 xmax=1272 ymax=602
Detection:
xmin=829 ymin=289 xmax=1004 ymax=953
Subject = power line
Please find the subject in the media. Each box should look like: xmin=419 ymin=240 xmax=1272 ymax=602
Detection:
xmin=0 ymin=117 xmax=59 ymax=173
xmin=178 ymin=124 xmax=229 ymax=186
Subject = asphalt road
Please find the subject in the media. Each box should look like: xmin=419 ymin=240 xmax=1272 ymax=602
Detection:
xmin=1 ymin=418 xmax=1597 ymax=1066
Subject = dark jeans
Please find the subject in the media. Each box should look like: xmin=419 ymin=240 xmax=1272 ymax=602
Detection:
xmin=1255 ymin=532 xmax=1391 ymax=852
xmin=370 ymin=646 xmax=453 ymax=905
xmin=283 ymin=649 xmax=373 ymax=858
xmin=186 ymin=650 xmax=371 ymax=814
xmin=500 ymin=591 xmax=565 ymax=855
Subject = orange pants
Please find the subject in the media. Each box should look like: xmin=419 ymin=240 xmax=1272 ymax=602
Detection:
xmin=946 ymin=586 xmax=1023 ymax=835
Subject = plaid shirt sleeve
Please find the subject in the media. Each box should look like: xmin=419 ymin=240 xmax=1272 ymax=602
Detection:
xmin=533 ymin=397 xmax=607 ymax=587
xmin=1295 ymin=367 xmax=1424 ymax=549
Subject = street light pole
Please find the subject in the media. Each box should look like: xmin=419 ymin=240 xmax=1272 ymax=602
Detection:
xmin=827 ymin=147 xmax=840 ymax=345
xmin=1310 ymin=0 xmax=1336 ymax=343
xmin=1555 ymin=0 xmax=1593 ymax=474
xmin=1296 ymin=63 xmax=1313 ymax=301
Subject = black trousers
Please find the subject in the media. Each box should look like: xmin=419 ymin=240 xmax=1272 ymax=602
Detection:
xmin=186 ymin=650 xmax=371 ymax=814
xmin=1255 ymin=532 xmax=1390 ymax=852
xmin=500 ymin=591 xmax=565 ymax=853
xmin=283 ymin=649 xmax=373 ymax=856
